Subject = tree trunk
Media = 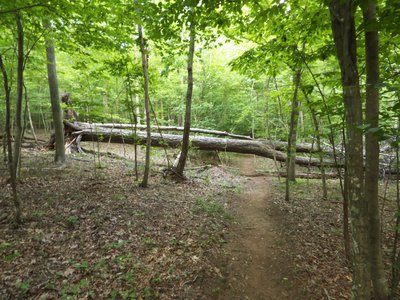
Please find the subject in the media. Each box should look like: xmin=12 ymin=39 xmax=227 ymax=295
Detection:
xmin=391 ymin=117 xmax=400 ymax=297
xmin=13 ymin=13 xmax=24 ymax=178
xmin=363 ymin=2 xmax=388 ymax=298
xmin=306 ymin=95 xmax=327 ymax=200
xmin=126 ymin=74 xmax=139 ymax=181
xmin=0 ymin=54 xmax=21 ymax=224
xmin=69 ymin=125 xmax=339 ymax=168
xmin=285 ymin=68 xmax=302 ymax=202
xmin=74 ymin=121 xmax=252 ymax=140
xmin=44 ymin=19 xmax=65 ymax=164
xmin=138 ymin=24 xmax=151 ymax=187
xmin=73 ymin=122 xmax=332 ymax=154
xmin=175 ymin=12 xmax=195 ymax=177
xmin=26 ymin=97 xmax=38 ymax=144
xmin=330 ymin=0 xmax=370 ymax=298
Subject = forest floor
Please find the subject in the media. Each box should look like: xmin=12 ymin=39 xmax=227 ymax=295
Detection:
xmin=198 ymin=155 xmax=305 ymax=300
xmin=1 ymin=140 xmax=398 ymax=299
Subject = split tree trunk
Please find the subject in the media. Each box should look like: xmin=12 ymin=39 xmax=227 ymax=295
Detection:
xmin=44 ymin=19 xmax=65 ymax=164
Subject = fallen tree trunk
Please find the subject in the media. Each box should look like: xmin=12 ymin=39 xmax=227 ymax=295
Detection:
xmin=68 ymin=123 xmax=339 ymax=167
xmin=73 ymin=121 xmax=330 ymax=154
xmin=75 ymin=121 xmax=253 ymax=140
xmin=243 ymin=171 xmax=340 ymax=179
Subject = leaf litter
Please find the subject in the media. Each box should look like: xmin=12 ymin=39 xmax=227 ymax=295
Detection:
xmin=0 ymin=148 xmax=240 ymax=299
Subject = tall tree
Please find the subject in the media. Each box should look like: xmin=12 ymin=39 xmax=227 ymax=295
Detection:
xmin=138 ymin=23 xmax=151 ymax=188
xmin=363 ymin=1 xmax=388 ymax=298
xmin=44 ymin=19 xmax=65 ymax=164
xmin=329 ymin=0 xmax=377 ymax=297
xmin=285 ymin=68 xmax=302 ymax=201
xmin=0 ymin=55 xmax=21 ymax=223
xmin=13 ymin=12 xmax=24 ymax=177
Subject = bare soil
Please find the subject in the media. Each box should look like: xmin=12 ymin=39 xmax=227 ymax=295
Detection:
xmin=196 ymin=155 xmax=306 ymax=300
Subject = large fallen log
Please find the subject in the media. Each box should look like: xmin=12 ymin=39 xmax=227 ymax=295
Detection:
xmin=68 ymin=123 xmax=338 ymax=167
xmin=73 ymin=121 xmax=330 ymax=154
xmin=75 ymin=121 xmax=253 ymax=140
xmin=243 ymin=171 xmax=340 ymax=179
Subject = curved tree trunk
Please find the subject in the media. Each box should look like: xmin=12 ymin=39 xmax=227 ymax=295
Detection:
xmin=175 ymin=11 xmax=195 ymax=177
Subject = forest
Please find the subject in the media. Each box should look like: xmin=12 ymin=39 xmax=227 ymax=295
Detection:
xmin=1 ymin=0 xmax=400 ymax=299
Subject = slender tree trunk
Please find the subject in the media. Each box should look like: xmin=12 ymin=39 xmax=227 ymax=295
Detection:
xmin=44 ymin=19 xmax=65 ymax=164
xmin=26 ymin=97 xmax=38 ymax=144
xmin=250 ymin=79 xmax=255 ymax=138
xmin=341 ymin=123 xmax=352 ymax=263
xmin=13 ymin=13 xmax=24 ymax=177
xmin=175 ymin=13 xmax=195 ymax=177
xmin=0 ymin=55 xmax=21 ymax=223
xmin=273 ymin=77 xmax=286 ymax=130
xmin=285 ymin=68 xmax=302 ymax=202
xmin=301 ymin=54 xmax=351 ymax=261
xmin=126 ymin=73 xmax=139 ymax=181
xmin=2 ymin=130 xmax=6 ymax=162
xmin=303 ymin=92 xmax=327 ymax=199
xmin=137 ymin=24 xmax=151 ymax=187
xmin=330 ymin=1 xmax=370 ymax=298
xmin=363 ymin=2 xmax=388 ymax=298
xmin=391 ymin=117 xmax=400 ymax=297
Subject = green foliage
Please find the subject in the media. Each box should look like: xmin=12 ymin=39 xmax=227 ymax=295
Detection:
xmin=66 ymin=215 xmax=79 ymax=227
xmin=194 ymin=197 xmax=233 ymax=220
xmin=0 ymin=0 xmax=399 ymax=164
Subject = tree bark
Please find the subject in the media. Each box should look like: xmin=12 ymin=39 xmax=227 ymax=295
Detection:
xmin=285 ymin=68 xmax=302 ymax=202
xmin=0 ymin=55 xmax=21 ymax=223
xmin=74 ymin=121 xmax=253 ymax=140
xmin=363 ymin=2 xmax=389 ymax=298
xmin=175 ymin=11 xmax=195 ymax=177
xmin=303 ymin=91 xmax=328 ymax=200
xmin=330 ymin=1 xmax=371 ymax=298
xmin=44 ymin=19 xmax=65 ymax=164
xmin=74 ymin=122 xmax=334 ymax=155
xmin=14 ymin=13 xmax=24 ymax=177
xmin=69 ymin=125 xmax=339 ymax=168
xmin=137 ymin=23 xmax=151 ymax=188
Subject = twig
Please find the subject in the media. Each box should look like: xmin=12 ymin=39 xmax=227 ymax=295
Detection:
xmin=323 ymin=288 xmax=331 ymax=300
xmin=182 ymin=275 xmax=198 ymax=286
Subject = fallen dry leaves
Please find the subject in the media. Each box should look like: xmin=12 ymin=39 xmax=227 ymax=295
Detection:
xmin=0 ymin=148 xmax=239 ymax=299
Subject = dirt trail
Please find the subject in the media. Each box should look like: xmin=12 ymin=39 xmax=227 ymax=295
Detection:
xmin=217 ymin=155 xmax=299 ymax=300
